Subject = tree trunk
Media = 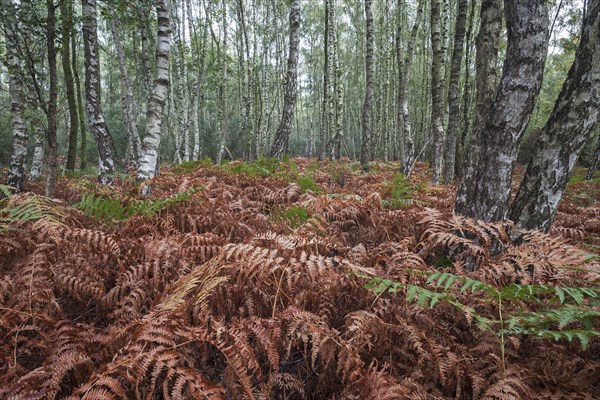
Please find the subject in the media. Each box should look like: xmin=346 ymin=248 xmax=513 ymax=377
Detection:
xmin=216 ymin=0 xmax=228 ymax=164
xmin=455 ymin=0 xmax=477 ymax=180
xmin=45 ymin=0 xmax=59 ymax=197
xmin=510 ymin=0 xmax=600 ymax=231
xmin=269 ymin=0 xmax=300 ymax=158
xmin=73 ymin=27 xmax=88 ymax=170
xmin=458 ymin=0 xmax=503 ymax=186
xmin=320 ymin=0 xmax=332 ymax=159
xmin=332 ymin=19 xmax=343 ymax=160
xmin=360 ymin=0 xmax=374 ymax=168
xmin=442 ymin=0 xmax=468 ymax=183
xmin=430 ymin=0 xmax=446 ymax=184
xmin=82 ymin=0 xmax=116 ymax=185
xmin=30 ymin=129 xmax=45 ymax=180
xmin=3 ymin=0 xmax=28 ymax=193
xmin=396 ymin=0 xmax=424 ymax=176
xmin=110 ymin=8 xmax=141 ymax=168
xmin=137 ymin=0 xmax=171 ymax=190
xmin=454 ymin=0 xmax=549 ymax=222
xmin=587 ymin=141 xmax=600 ymax=180
xmin=61 ymin=0 xmax=78 ymax=172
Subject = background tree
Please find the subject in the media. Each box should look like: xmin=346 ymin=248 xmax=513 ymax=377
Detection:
xmin=360 ymin=0 xmax=374 ymax=168
xmin=269 ymin=0 xmax=300 ymax=158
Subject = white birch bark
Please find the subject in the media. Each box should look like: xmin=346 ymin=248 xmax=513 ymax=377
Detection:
xmin=82 ymin=0 xmax=116 ymax=185
xmin=3 ymin=0 xmax=28 ymax=192
xmin=138 ymin=0 xmax=172 ymax=191
xmin=110 ymin=8 xmax=142 ymax=168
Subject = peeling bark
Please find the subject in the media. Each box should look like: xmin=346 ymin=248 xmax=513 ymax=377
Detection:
xmin=510 ymin=0 xmax=600 ymax=231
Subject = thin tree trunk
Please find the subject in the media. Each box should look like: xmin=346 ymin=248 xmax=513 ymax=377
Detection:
xmin=3 ymin=0 xmax=28 ymax=192
xmin=110 ymin=8 xmax=142 ymax=168
xmin=82 ymin=0 xmax=116 ymax=184
xmin=216 ymin=0 xmax=228 ymax=164
xmin=73 ymin=28 xmax=88 ymax=170
xmin=269 ymin=0 xmax=300 ymax=158
xmin=30 ymin=129 xmax=45 ymax=180
xmin=61 ymin=0 xmax=78 ymax=171
xmin=45 ymin=0 xmax=59 ymax=197
xmin=332 ymin=18 xmax=343 ymax=160
xmin=587 ymin=141 xmax=600 ymax=180
xmin=430 ymin=0 xmax=446 ymax=184
xmin=137 ymin=0 xmax=171 ymax=191
xmin=360 ymin=0 xmax=374 ymax=167
xmin=455 ymin=0 xmax=549 ymax=222
xmin=510 ymin=0 xmax=600 ymax=231
xmin=320 ymin=0 xmax=332 ymax=159
xmin=442 ymin=0 xmax=468 ymax=183
xmin=396 ymin=0 xmax=424 ymax=176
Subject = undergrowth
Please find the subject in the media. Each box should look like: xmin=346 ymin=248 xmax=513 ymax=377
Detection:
xmin=0 ymin=158 xmax=599 ymax=399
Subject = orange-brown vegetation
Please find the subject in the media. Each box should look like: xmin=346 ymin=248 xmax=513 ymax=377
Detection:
xmin=1 ymin=159 xmax=599 ymax=399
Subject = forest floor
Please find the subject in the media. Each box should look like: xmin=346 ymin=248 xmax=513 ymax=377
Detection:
xmin=1 ymin=158 xmax=599 ymax=399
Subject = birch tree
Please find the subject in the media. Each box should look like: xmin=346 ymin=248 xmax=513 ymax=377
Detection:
xmin=510 ymin=0 xmax=600 ymax=231
xmin=3 ymin=0 xmax=28 ymax=192
xmin=61 ymin=0 xmax=78 ymax=172
xmin=269 ymin=0 xmax=300 ymax=158
xmin=442 ymin=0 xmax=468 ymax=183
xmin=45 ymin=0 xmax=59 ymax=197
xmin=360 ymin=0 xmax=374 ymax=168
xmin=82 ymin=0 xmax=116 ymax=185
xmin=430 ymin=0 xmax=446 ymax=184
xmin=109 ymin=5 xmax=141 ymax=167
xmin=137 ymin=0 xmax=171 ymax=191
xmin=455 ymin=0 xmax=549 ymax=222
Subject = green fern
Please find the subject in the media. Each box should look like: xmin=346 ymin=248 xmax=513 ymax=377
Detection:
xmin=362 ymin=271 xmax=600 ymax=350
xmin=77 ymin=186 xmax=202 ymax=223
xmin=1 ymin=194 xmax=67 ymax=230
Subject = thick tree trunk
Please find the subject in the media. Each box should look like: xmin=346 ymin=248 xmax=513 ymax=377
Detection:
xmin=82 ymin=0 xmax=116 ymax=185
xmin=430 ymin=0 xmax=446 ymax=184
xmin=360 ymin=0 xmax=374 ymax=167
xmin=61 ymin=0 xmax=78 ymax=172
xmin=510 ymin=0 xmax=600 ymax=231
xmin=137 ymin=0 xmax=171 ymax=190
xmin=45 ymin=0 xmax=59 ymax=198
xmin=110 ymin=8 xmax=142 ymax=168
xmin=455 ymin=0 xmax=477 ymax=180
xmin=458 ymin=0 xmax=503 ymax=185
xmin=442 ymin=0 xmax=468 ymax=183
xmin=3 ymin=0 xmax=28 ymax=192
xmin=455 ymin=0 xmax=549 ymax=222
xmin=269 ymin=0 xmax=300 ymax=158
